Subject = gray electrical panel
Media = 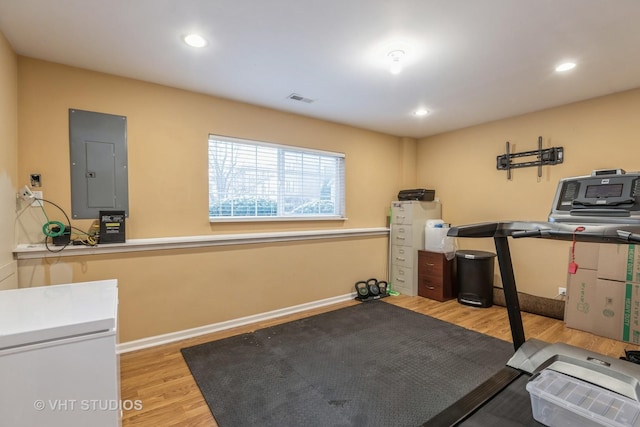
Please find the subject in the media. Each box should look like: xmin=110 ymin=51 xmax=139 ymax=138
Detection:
xmin=69 ymin=109 xmax=129 ymax=219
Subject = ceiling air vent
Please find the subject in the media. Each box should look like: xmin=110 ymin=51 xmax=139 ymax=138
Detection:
xmin=287 ymin=93 xmax=315 ymax=104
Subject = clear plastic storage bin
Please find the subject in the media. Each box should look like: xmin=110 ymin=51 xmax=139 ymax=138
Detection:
xmin=526 ymin=369 xmax=640 ymax=427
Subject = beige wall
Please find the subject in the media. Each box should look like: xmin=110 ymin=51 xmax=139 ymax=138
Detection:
xmin=17 ymin=58 xmax=406 ymax=237
xmin=16 ymin=58 xmax=404 ymax=342
xmin=14 ymin=54 xmax=640 ymax=341
xmin=417 ymin=88 xmax=640 ymax=297
xmin=0 ymin=31 xmax=18 ymax=289
xmin=18 ymin=238 xmax=386 ymax=342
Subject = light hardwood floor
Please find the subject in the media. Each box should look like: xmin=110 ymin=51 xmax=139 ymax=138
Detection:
xmin=119 ymin=295 xmax=640 ymax=426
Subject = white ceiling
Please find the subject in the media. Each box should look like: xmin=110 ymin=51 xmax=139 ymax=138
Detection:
xmin=1 ymin=0 xmax=640 ymax=138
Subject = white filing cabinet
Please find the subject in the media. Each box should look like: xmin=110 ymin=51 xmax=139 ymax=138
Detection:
xmin=390 ymin=201 xmax=442 ymax=296
xmin=0 ymin=280 xmax=120 ymax=427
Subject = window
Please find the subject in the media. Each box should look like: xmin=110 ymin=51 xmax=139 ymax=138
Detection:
xmin=208 ymin=134 xmax=345 ymax=221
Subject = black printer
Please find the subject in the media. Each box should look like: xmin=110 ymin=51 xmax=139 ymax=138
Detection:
xmin=397 ymin=188 xmax=435 ymax=201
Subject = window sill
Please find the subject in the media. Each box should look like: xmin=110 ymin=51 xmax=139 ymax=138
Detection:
xmin=14 ymin=227 xmax=389 ymax=260
xmin=209 ymin=215 xmax=347 ymax=222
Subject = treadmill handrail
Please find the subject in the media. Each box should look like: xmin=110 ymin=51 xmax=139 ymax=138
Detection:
xmin=572 ymin=198 xmax=635 ymax=207
xmin=449 ymin=221 xmax=640 ymax=244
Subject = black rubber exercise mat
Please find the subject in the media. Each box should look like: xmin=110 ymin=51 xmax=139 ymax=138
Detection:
xmin=181 ymin=301 xmax=513 ymax=427
xmin=459 ymin=374 xmax=538 ymax=426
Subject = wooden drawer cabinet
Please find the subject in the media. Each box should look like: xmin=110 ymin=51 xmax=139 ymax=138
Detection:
xmin=418 ymin=250 xmax=456 ymax=302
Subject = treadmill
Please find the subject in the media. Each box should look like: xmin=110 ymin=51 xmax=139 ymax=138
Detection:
xmin=425 ymin=169 xmax=640 ymax=426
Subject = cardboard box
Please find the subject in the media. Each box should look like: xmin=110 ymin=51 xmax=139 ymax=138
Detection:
xmin=564 ymin=268 xmax=596 ymax=331
xmin=565 ymin=270 xmax=625 ymax=340
xmin=597 ymin=244 xmax=640 ymax=282
xmin=623 ymin=282 xmax=640 ymax=344
xmin=569 ymin=243 xmax=600 ymax=271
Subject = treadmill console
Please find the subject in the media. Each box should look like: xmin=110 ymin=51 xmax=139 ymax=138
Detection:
xmin=549 ymin=169 xmax=640 ymax=224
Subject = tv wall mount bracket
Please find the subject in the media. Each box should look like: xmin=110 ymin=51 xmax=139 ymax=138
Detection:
xmin=496 ymin=136 xmax=564 ymax=180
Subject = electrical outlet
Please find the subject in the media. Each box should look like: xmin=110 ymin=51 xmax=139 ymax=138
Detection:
xmin=18 ymin=185 xmax=34 ymax=200
xmin=31 ymin=191 xmax=43 ymax=207
xmin=558 ymin=287 xmax=567 ymax=296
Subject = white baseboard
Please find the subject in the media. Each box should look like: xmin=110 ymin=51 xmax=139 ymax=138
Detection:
xmin=117 ymin=292 xmax=356 ymax=354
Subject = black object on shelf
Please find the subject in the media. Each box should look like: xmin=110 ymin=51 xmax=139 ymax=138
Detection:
xmin=98 ymin=210 xmax=126 ymax=244
xmin=51 ymin=225 xmax=71 ymax=246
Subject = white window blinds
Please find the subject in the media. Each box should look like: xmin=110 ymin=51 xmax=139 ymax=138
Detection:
xmin=208 ymin=135 xmax=345 ymax=220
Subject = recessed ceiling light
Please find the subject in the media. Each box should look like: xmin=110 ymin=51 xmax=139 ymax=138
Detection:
xmin=555 ymin=62 xmax=576 ymax=72
xmin=183 ymin=34 xmax=207 ymax=48
xmin=414 ymin=109 xmax=429 ymax=117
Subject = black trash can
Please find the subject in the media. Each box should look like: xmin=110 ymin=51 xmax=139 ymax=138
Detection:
xmin=456 ymin=250 xmax=496 ymax=308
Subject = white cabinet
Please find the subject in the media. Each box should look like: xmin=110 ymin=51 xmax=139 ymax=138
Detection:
xmin=390 ymin=201 xmax=442 ymax=296
xmin=0 ymin=280 xmax=120 ymax=427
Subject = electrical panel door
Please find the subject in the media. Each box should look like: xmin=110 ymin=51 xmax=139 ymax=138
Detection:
xmin=69 ymin=109 xmax=129 ymax=219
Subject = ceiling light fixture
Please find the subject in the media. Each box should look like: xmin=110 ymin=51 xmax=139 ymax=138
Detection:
xmin=414 ymin=109 xmax=429 ymax=117
xmin=555 ymin=62 xmax=576 ymax=72
xmin=388 ymin=50 xmax=405 ymax=75
xmin=183 ymin=34 xmax=207 ymax=48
